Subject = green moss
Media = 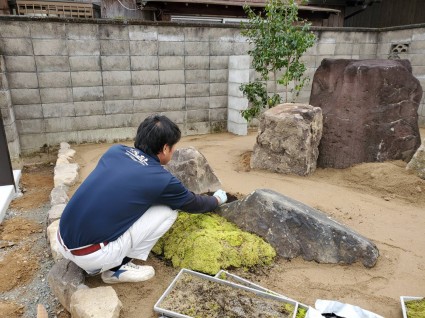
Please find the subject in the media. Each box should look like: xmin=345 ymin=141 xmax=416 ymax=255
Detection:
xmin=295 ymin=307 xmax=307 ymax=318
xmin=406 ymin=298 xmax=425 ymax=318
xmin=152 ymin=212 xmax=276 ymax=275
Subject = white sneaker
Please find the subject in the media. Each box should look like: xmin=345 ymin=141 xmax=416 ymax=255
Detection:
xmin=101 ymin=262 xmax=155 ymax=284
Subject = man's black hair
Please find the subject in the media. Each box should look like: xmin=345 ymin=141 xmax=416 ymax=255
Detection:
xmin=134 ymin=114 xmax=181 ymax=157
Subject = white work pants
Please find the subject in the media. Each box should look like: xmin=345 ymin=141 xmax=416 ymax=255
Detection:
xmin=57 ymin=205 xmax=178 ymax=275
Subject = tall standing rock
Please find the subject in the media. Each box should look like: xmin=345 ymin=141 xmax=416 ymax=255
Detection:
xmin=217 ymin=189 xmax=379 ymax=268
xmin=310 ymin=59 xmax=422 ymax=168
xmin=250 ymin=103 xmax=323 ymax=176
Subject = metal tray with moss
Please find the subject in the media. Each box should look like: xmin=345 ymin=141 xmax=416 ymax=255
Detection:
xmin=154 ymin=268 xmax=299 ymax=318
xmin=401 ymin=296 xmax=425 ymax=318
xmin=215 ymin=270 xmax=309 ymax=318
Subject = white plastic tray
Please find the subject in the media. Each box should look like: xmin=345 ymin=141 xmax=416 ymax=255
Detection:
xmin=400 ymin=296 xmax=423 ymax=318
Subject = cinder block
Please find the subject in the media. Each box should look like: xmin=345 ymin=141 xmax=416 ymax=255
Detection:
xmin=187 ymin=109 xmax=209 ymax=123
xmin=359 ymin=43 xmax=377 ymax=55
xmin=0 ymin=90 xmax=12 ymax=108
xmin=44 ymin=117 xmax=75 ymax=132
xmin=410 ymin=53 xmax=425 ymax=66
xmin=129 ymin=25 xmax=158 ymax=41
xmin=72 ymin=115 xmax=104 ymax=130
xmin=16 ymin=119 xmax=44 ymax=134
xmin=133 ymin=98 xmax=160 ymax=112
xmin=317 ymin=43 xmax=336 ymax=56
xmin=1 ymin=107 xmax=14 ymax=125
xmin=8 ymin=72 xmax=38 ymax=89
xmin=234 ymin=42 xmax=250 ymax=55
xmin=105 ymin=113 xmax=133 ymax=128
xmin=227 ymin=120 xmax=247 ymax=136
xmin=102 ymin=71 xmax=131 ymax=86
xmin=104 ymin=100 xmax=133 ymax=114
xmin=38 ymin=72 xmax=71 ymax=88
xmin=19 ymin=133 xmax=47 ymax=154
xmin=103 ymin=86 xmax=133 ymax=100
xmin=210 ymin=56 xmax=228 ymax=70
xmin=184 ymin=42 xmax=209 ymax=56
xmin=129 ymin=41 xmax=158 ymax=56
xmin=0 ymin=56 xmax=5 ymax=73
xmin=186 ymin=97 xmax=209 ymax=110
xmin=210 ymin=108 xmax=227 ymax=121
xmin=69 ymin=56 xmax=101 ymax=71
xmin=100 ymin=40 xmax=129 ymax=56
xmin=74 ymin=101 xmax=104 ymax=116
xmin=99 ymin=25 xmax=129 ymax=40
xmin=158 ymin=56 xmax=184 ymax=70
xmin=186 ymin=83 xmax=209 ymax=97
xmin=210 ymin=69 xmax=228 ymax=83
xmin=75 ymin=127 xmax=132 ymax=144
xmin=0 ymin=38 xmax=33 ymax=55
xmin=410 ymin=40 xmax=425 ymax=54
xmin=184 ymin=27 xmax=210 ymax=42
xmin=228 ymin=82 xmax=244 ymax=98
xmin=0 ymin=73 xmax=8 ymax=90
xmin=68 ymin=40 xmax=100 ymax=56
xmin=30 ymin=22 xmax=66 ymax=38
xmin=4 ymin=56 xmax=36 ymax=72
xmin=101 ymin=56 xmax=130 ymax=71
xmin=42 ymin=103 xmax=75 ymax=118
xmin=130 ymin=56 xmax=158 ymax=70
xmin=71 ymin=71 xmax=102 ymax=87
xmin=132 ymin=85 xmax=159 ymax=99
xmin=185 ymin=70 xmax=209 ymax=83
xmin=10 ymin=88 xmax=41 ymax=105
xmin=132 ymin=70 xmax=159 ymax=85
xmin=67 ymin=24 xmax=99 ymax=40
xmin=159 ymin=84 xmax=185 ymax=98
xmin=46 ymin=131 xmax=78 ymax=146
xmin=40 ymin=88 xmax=73 ymax=104
xmin=160 ymin=110 xmax=184 ymax=124
xmin=36 ymin=56 xmax=70 ymax=72
xmin=185 ymin=56 xmax=209 ymax=70
xmin=210 ymin=95 xmax=227 ymax=109
xmin=158 ymin=27 xmax=184 ymax=42
xmin=33 ymin=39 xmax=67 ymax=56
xmin=210 ymin=83 xmax=227 ymax=96
xmin=229 ymin=55 xmax=250 ymax=70
xmin=0 ymin=21 xmax=30 ymax=38
xmin=72 ymin=86 xmax=104 ymax=102
xmin=210 ymin=41 xmax=234 ymax=56
xmin=158 ymin=42 xmax=184 ymax=56
xmin=228 ymin=96 xmax=248 ymax=111
xmin=185 ymin=121 xmax=210 ymax=135
xmin=159 ymin=70 xmax=184 ymax=84
xmin=159 ymin=98 xmax=185 ymax=111
xmin=13 ymin=104 xmax=43 ymax=119
xmin=412 ymin=28 xmax=425 ymax=41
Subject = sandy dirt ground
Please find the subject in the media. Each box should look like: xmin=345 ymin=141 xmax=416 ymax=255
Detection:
xmin=2 ymin=129 xmax=425 ymax=318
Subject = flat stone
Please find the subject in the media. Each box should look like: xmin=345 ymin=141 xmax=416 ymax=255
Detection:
xmin=58 ymin=148 xmax=76 ymax=159
xmin=46 ymin=219 xmax=63 ymax=262
xmin=60 ymin=142 xmax=71 ymax=150
xmin=217 ymin=189 xmax=379 ymax=268
xmin=250 ymin=103 xmax=323 ymax=176
xmin=54 ymin=163 xmax=79 ymax=187
xmin=165 ymin=147 xmax=221 ymax=194
xmin=50 ymin=185 xmax=69 ymax=205
xmin=48 ymin=204 xmax=66 ymax=225
xmin=407 ymin=139 xmax=425 ymax=179
xmin=48 ymin=259 xmax=86 ymax=312
xmin=70 ymin=286 xmax=122 ymax=318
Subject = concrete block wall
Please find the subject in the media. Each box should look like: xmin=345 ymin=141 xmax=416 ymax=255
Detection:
xmin=0 ymin=55 xmax=20 ymax=159
xmin=0 ymin=17 xmax=424 ymax=155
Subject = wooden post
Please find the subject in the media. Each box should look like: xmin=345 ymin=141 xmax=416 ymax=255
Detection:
xmin=0 ymin=113 xmax=15 ymax=189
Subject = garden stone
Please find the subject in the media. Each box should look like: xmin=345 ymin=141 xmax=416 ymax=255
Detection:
xmin=165 ymin=147 xmax=221 ymax=194
xmin=47 ymin=203 xmax=66 ymax=225
xmin=217 ymin=189 xmax=379 ymax=268
xmin=54 ymin=163 xmax=79 ymax=187
xmin=310 ymin=58 xmax=422 ymax=168
xmin=50 ymin=185 xmax=69 ymax=205
xmin=47 ymin=259 xmax=86 ymax=312
xmin=250 ymin=103 xmax=322 ymax=176
xmin=46 ymin=219 xmax=63 ymax=262
xmin=58 ymin=148 xmax=76 ymax=159
xmin=406 ymin=139 xmax=425 ymax=179
xmin=70 ymin=286 xmax=122 ymax=318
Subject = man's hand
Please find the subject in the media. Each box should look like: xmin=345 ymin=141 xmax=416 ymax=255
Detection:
xmin=213 ymin=189 xmax=227 ymax=205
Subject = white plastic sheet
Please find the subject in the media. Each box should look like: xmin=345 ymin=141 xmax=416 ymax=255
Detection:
xmin=305 ymin=300 xmax=384 ymax=318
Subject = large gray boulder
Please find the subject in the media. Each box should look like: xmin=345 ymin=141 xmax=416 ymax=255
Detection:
xmin=406 ymin=139 xmax=425 ymax=179
xmin=166 ymin=147 xmax=221 ymax=194
xmin=310 ymin=58 xmax=422 ymax=168
xmin=217 ymin=189 xmax=379 ymax=268
xmin=250 ymin=103 xmax=323 ymax=176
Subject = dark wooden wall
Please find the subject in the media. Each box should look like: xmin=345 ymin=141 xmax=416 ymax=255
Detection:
xmin=0 ymin=0 xmax=9 ymax=15
xmin=344 ymin=0 xmax=425 ymax=28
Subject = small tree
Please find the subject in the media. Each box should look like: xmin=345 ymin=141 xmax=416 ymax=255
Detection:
xmin=240 ymin=0 xmax=316 ymax=122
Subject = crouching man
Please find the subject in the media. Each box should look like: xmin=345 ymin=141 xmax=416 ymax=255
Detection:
xmin=57 ymin=114 xmax=227 ymax=284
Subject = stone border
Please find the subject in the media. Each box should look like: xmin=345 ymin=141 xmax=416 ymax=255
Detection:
xmin=46 ymin=143 xmax=123 ymax=318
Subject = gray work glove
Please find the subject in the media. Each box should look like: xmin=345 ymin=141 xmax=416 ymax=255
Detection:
xmin=213 ymin=189 xmax=227 ymax=205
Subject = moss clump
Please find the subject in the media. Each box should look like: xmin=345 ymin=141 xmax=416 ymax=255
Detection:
xmin=406 ymin=298 xmax=425 ymax=318
xmin=152 ymin=212 xmax=276 ymax=275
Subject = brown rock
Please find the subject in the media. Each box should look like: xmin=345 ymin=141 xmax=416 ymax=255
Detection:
xmin=310 ymin=59 xmax=422 ymax=168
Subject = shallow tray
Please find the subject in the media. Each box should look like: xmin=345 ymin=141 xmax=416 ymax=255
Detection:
xmin=154 ymin=268 xmax=299 ymax=318
xmin=400 ymin=296 xmax=424 ymax=318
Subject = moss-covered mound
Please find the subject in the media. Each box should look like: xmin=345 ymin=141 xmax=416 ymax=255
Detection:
xmin=152 ymin=212 xmax=276 ymax=275
xmin=406 ymin=298 xmax=425 ymax=318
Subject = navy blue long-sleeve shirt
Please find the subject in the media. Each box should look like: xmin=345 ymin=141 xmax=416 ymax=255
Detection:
xmin=59 ymin=145 xmax=218 ymax=249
